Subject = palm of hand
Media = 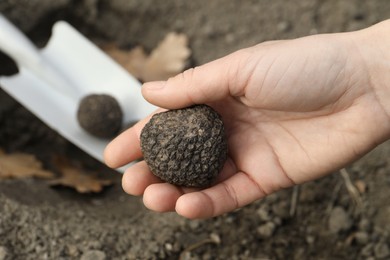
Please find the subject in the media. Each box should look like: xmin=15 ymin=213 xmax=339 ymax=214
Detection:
xmin=216 ymin=38 xmax=383 ymax=214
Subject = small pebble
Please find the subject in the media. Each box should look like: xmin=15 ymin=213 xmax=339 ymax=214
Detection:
xmin=354 ymin=231 xmax=369 ymax=245
xmin=358 ymin=218 xmax=371 ymax=232
xmin=277 ymin=21 xmax=291 ymax=32
xmin=164 ymin=243 xmax=173 ymax=251
xmin=210 ymin=233 xmax=221 ymax=244
xmin=0 ymin=246 xmax=8 ymax=260
xmin=272 ymin=201 xmax=290 ymax=219
xmin=256 ymin=207 xmax=271 ymax=222
xmin=257 ymin=222 xmax=276 ymax=239
xmin=328 ymin=207 xmax=352 ymax=233
xmin=80 ymin=250 xmax=106 ymax=260
xmin=361 ymin=243 xmax=374 ymax=257
xmin=189 ymin=220 xmax=200 ymax=230
xmin=306 ymin=235 xmax=315 ymax=245
xmin=374 ymin=242 xmax=390 ymax=259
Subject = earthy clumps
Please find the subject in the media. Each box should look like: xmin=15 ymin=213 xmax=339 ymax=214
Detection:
xmin=77 ymin=94 xmax=123 ymax=138
xmin=140 ymin=105 xmax=228 ymax=188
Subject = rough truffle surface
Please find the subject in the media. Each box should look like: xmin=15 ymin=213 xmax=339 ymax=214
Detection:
xmin=77 ymin=94 xmax=123 ymax=138
xmin=140 ymin=105 xmax=228 ymax=188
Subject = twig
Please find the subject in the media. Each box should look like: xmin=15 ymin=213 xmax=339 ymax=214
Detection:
xmin=326 ymin=181 xmax=343 ymax=214
xmin=179 ymin=234 xmax=220 ymax=260
xmin=289 ymin=186 xmax=300 ymax=217
xmin=340 ymin=168 xmax=363 ymax=210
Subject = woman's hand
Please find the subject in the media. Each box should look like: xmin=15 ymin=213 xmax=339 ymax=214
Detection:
xmin=105 ymin=21 xmax=390 ymax=219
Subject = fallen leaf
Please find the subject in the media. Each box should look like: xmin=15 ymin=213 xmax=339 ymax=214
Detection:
xmin=104 ymin=32 xmax=191 ymax=82
xmin=0 ymin=149 xmax=54 ymax=179
xmin=143 ymin=32 xmax=191 ymax=81
xmin=104 ymin=45 xmax=148 ymax=80
xmin=49 ymin=158 xmax=113 ymax=193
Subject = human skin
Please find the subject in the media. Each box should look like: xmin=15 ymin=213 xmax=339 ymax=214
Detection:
xmin=104 ymin=20 xmax=390 ymax=219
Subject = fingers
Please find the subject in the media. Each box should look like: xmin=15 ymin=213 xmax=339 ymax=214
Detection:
xmin=121 ymin=155 xmax=267 ymax=218
xmin=103 ymin=124 xmax=143 ymax=168
xmin=141 ymin=50 xmax=249 ymax=109
xmin=122 ymin=157 xmax=266 ymax=219
xmin=121 ymin=161 xmax=183 ymax=212
xmin=143 ymin=183 xmax=184 ymax=212
xmin=104 ymin=109 xmax=163 ymax=168
xmin=141 ymin=41 xmax=286 ymax=110
xmin=175 ymin=171 xmax=266 ymax=219
xmin=121 ymin=160 xmax=196 ymax=212
xmin=122 ymin=155 xmax=241 ymax=218
xmin=122 ymin=156 xmax=239 ymax=214
xmin=121 ymin=161 xmax=162 ymax=195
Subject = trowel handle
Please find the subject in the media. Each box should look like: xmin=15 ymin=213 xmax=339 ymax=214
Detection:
xmin=0 ymin=14 xmax=42 ymax=69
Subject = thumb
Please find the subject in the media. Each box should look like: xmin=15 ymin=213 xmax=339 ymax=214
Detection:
xmin=141 ymin=51 xmax=247 ymax=109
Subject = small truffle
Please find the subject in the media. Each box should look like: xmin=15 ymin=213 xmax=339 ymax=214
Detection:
xmin=140 ymin=105 xmax=228 ymax=188
xmin=77 ymin=94 xmax=123 ymax=138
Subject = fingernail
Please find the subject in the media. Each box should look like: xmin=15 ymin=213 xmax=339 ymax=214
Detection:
xmin=143 ymin=81 xmax=166 ymax=90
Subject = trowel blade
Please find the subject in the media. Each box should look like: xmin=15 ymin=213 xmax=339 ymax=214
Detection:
xmin=0 ymin=21 xmax=157 ymax=172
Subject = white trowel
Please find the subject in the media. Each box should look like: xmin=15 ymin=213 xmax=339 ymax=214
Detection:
xmin=0 ymin=14 xmax=157 ymax=172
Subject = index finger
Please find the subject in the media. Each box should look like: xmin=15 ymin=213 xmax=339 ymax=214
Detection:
xmin=104 ymin=108 xmax=164 ymax=168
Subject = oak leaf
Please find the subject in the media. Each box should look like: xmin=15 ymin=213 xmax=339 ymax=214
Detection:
xmin=104 ymin=32 xmax=191 ymax=82
xmin=49 ymin=158 xmax=113 ymax=193
xmin=0 ymin=149 xmax=54 ymax=179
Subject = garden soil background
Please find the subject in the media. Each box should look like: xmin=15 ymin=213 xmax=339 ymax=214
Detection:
xmin=1 ymin=0 xmax=390 ymax=259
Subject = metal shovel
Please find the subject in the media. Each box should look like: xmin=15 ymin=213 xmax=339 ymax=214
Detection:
xmin=0 ymin=14 xmax=157 ymax=172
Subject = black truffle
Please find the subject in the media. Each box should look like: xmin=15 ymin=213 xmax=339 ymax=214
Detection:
xmin=77 ymin=94 xmax=123 ymax=138
xmin=140 ymin=105 xmax=228 ymax=188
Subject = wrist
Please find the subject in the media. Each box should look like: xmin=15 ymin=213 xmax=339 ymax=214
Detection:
xmin=351 ymin=20 xmax=390 ymax=121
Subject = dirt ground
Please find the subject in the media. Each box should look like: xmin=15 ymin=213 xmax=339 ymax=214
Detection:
xmin=1 ymin=0 xmax=390 ymax=259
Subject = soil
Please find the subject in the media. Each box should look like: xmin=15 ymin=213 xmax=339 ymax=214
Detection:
xmin=1 ymin=0 xmax=390 ymax=259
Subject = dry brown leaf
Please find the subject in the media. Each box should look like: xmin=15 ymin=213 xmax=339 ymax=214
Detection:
xmin=0 ymin=149 xmax=54 ymax=179
xmin=104 ymin=32 xmax=191 ymax=82
xmin=142 ymin=32 xmax=191 ymax=81
xmin=49 ymin=158 xmax=113 ymax=193
xmin=104 ymin=45 xmax=148 ymax=79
